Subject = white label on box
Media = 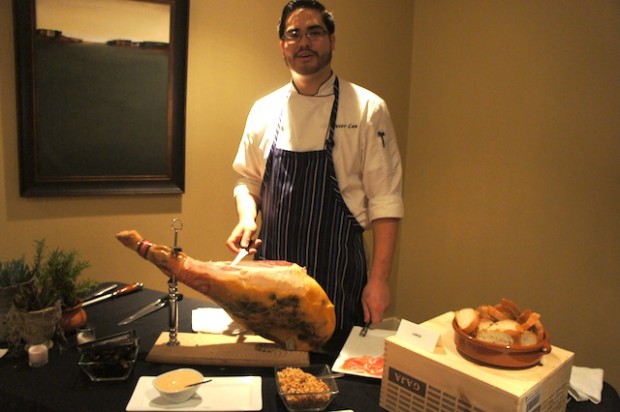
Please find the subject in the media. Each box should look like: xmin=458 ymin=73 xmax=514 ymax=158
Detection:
xmin=395 ymin=319 xmax=440 ymax=352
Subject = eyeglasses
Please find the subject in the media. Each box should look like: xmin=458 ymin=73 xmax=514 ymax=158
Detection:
xmin=282 ymin=27 xmax=329 ymax=43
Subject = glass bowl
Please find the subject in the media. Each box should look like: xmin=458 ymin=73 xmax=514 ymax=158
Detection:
xmin=275 ymin=364 xmax=339 ymax=412
xmin=78 ymin=338 xmax=139 ymax=382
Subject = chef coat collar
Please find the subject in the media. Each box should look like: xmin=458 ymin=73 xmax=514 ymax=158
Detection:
xmin=290 ymin=72 xmax=336 ymax=97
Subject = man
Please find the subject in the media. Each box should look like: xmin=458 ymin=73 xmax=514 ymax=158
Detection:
xmin=227 ymin=0 xmax=403 ymax=336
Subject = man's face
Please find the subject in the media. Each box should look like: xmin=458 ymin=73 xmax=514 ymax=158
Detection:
xmin=279 ymin=8 xmax=335 ymax=76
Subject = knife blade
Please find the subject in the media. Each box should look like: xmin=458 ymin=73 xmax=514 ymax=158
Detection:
xmin=82 ymin=282 xmax=143 ymax=307
xmin=229 ymin=240 xmax=254 ymax=267
xmin=80 ymin=283 xmax=118 ymax=302
xmin=116 ymin=294 xmax=183 ymax=325
xmin=230 ymin=248 xmax=249 ymax=267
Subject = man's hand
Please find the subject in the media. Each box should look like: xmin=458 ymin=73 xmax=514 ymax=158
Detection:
xmin=226 ymin=192 xmax=261 ymax=254
xmin=362 ymin=276 xmax=391 ymax=324
xmin=361 ymin=217 xmax=399 ymax=324
xmin=226 ymin=221 xmax=261 ymax=254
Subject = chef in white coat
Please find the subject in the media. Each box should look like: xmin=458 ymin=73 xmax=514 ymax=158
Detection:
xmin=227 ymin=0 xmax=404 ymax=338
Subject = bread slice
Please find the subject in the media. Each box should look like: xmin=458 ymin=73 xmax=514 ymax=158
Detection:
xmin=476 ymin=330 xmax=514 ymax=346
xmin=487 ymin=319 xmax=522 ymax=333
xmin=455 ymin=308 xmax=480 ymax=334
xmin=498 ymin=298 xmax=522 ymax=319
xmin=517 ymin=308 xmax=532 ymax=323
xmin=519 ymin=330 xmax=539 ymax=347
xmin=493 ymin=303 xmax=515 ymax=320
xmin=487 ymin=305 xmax=510 ymax=321
xmin=520 ymin=311 xmax=541 ymax=331
xmin=476 ymin=318 xmax=494 ymax=333
xmin=457 ymin=300 xmax=547 ymax=350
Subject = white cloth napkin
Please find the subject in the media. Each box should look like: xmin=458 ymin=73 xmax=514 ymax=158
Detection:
xmin=191 ymin=307 xmax=245 ymax=335
xmin=569 ymin=366 xmax=604 ymax=404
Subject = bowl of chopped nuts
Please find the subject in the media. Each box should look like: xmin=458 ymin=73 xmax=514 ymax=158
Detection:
xmin=275 ymin=364 xmax=339 ymax=412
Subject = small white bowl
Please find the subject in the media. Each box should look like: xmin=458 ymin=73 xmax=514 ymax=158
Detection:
xmin=153 ymin=368 xmax=204 ymax=403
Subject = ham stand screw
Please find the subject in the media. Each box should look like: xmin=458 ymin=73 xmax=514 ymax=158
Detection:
xmin=167 ymin=218 xmax=183 ymax=346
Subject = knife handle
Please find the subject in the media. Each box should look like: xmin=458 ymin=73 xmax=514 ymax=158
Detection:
xmin=114 ymin=282 xmax=143 ymax=296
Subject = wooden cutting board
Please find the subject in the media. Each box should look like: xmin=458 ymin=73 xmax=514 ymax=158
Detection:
xmin=146 ymin=332 xmax=309 ymax=367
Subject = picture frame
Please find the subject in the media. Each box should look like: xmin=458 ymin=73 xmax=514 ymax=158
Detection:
xmin=13 ymin=0 xmax=189 ymax=196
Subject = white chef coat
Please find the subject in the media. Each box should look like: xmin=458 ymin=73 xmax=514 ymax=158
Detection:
xmin=233 ymin=74 xmax=404 ymax=229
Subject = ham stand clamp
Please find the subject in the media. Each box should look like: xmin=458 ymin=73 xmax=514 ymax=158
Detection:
xmin=167 ymin=218 xmax=183 ymax=347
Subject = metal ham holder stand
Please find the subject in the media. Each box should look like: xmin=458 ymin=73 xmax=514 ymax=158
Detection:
xmin=144 ymin=219 xmax=309 ymax=367
xmin=167 ymin=218 xmax=183 ymax=347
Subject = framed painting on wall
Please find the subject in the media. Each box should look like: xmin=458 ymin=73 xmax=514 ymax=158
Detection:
xmin=13 ymin=0 xmax=189 ymax=196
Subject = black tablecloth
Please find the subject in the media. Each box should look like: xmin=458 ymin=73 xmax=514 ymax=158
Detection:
xmin=1 ymin=282 xmax=618 ymax=411
xmin=0 ymin=283 xmax=383 ymax=412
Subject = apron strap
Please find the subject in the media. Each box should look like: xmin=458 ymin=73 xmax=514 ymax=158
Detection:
xmin=325 ymin=77 xmax=339 ymax=152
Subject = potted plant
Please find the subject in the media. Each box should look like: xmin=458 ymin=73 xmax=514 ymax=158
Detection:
xmin=42 ymin=246 xmax=95 ymax=332
xmin=2 ymin=240 xmax=96 ymax=349
xmin=0 ymin=256 xmax=35 ymax=332
xmin=3 ymin=240 xmax=60 ymax=348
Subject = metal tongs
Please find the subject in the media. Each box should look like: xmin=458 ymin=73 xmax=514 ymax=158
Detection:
xmin=77 ymin=330 xmax=138 ymax=353
xmin=117 ymin=294 xmax=184 ymax=326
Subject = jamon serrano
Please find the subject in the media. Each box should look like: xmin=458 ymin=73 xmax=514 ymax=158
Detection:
xmin=116 ymin=230 xmax=336 ymax=351
xmin=342 ymin=355 xmax=384 ymax=377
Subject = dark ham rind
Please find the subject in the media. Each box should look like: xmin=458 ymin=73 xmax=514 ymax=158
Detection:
xmin=116 ymin=230 xmax=336 ymax=351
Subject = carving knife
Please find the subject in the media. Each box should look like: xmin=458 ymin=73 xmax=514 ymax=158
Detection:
xmin=359 ymin=320 xmax=371 ymax=337
xmin=117 ymin=294 xmax=183 ymax=325
xmin=81 ymin=282 xmax=143 ymax=307
xmin=229 ymin=240 xmax=254 ymax=267
xmin=80 ymin=283 xmax=118 ymax=302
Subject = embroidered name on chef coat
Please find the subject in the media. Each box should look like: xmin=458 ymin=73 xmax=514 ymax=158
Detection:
xmin=378 ymin=131 xmax=386 ymax=147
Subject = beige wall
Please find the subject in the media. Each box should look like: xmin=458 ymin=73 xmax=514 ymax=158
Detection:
xmin=402 ymin=1 xmax=620 ymax=390
xmin=1 ymin=0 xmax=618 ymax=390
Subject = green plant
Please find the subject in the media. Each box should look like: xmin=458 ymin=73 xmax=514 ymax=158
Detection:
xmin=11 ymin=240 xmax=56 ymax=311
xmin=42 ymin=246 xmax=94 ymax=308
xmin=11 ymin=240 xmax=96 ymax=311
xmin=0 ymin=257 xmax=34 ymax=287
xmin=2 ymin=240 xmax=97 ymax=351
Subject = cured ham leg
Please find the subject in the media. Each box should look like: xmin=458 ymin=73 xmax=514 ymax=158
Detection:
xmin=116 ymin=230 xmax=336 ymax=351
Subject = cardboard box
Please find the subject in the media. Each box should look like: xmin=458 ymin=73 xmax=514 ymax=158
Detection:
xmin=380 ymin=312 xmax=574 ymax=412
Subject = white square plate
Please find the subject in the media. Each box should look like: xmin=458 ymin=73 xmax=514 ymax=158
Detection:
xmin=126 ymin=375 xmax=262 ymax=411
xmin=332 ymin=326 xmax=395 ymax=379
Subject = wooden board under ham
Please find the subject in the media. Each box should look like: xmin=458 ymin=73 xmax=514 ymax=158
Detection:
xmin=145 ymin=332 xmax=309 ymax=367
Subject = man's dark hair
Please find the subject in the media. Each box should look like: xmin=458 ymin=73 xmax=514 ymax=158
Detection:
xmin=277 ymin=0 xmax=335 ymax=39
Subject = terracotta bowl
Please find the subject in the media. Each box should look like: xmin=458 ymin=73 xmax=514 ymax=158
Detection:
xmin=452 ymin=319 xmax=552 ymax=368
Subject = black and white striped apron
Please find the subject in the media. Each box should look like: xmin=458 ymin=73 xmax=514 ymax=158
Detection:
xmin=256 ymin=78 xmax=366 ymax=333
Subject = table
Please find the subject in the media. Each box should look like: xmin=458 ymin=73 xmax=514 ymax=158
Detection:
xmin=0 ymin=283 xmax=618 ymax=411
xmin=0 ymin=283 xmax=382 ymax=412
